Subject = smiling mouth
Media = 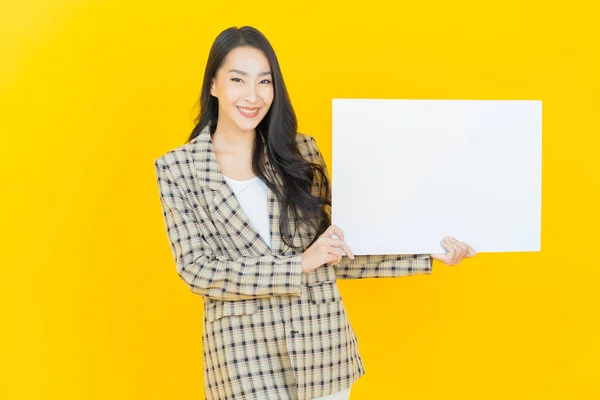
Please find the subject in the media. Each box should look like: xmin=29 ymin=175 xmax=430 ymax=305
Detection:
xmin=237 ymin=106 xmax=260 ymax=117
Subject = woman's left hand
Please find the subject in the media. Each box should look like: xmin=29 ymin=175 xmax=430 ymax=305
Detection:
xmin=430 ymin=236 xmax=476 ymax=266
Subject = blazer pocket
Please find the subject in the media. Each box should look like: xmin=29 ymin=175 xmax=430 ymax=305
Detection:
xmin=307 ymin=280 xmax=342 ymax=305
xmin=204 ymin=299 xmax=258 ymax=322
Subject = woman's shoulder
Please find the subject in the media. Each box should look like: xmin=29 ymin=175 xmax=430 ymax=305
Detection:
xmin=295 ymin=132 xmax=319 ymax=160
xmin=295 ymin=131 xmax=314 ymax=144
xmin=154 ymin=141 xmax=195 ymax=171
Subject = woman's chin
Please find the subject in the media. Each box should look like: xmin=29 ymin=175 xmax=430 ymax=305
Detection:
xmin=233 ymin=117 xmax=262 ymax=132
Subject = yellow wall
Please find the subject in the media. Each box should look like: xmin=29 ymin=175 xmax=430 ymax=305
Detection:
xmin=1 ymin=1 xmax=598 ymax=399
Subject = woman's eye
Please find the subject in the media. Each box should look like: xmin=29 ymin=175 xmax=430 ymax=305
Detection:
xmin=230 ymin=77 xmax=271 ymax=84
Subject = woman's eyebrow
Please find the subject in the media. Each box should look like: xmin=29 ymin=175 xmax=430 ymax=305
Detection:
xmin=228 ymin=69 xmax=272 ymax=76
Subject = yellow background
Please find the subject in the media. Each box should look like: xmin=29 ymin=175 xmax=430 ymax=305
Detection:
xmin=1 ymin=0 xmax=598 ymax=398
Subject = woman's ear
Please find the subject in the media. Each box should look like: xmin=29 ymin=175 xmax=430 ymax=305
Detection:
xmin=210 ymin=79 xmax=217 ymax=98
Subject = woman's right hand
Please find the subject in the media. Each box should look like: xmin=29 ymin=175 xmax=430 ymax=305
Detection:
xmin=301 ymin=224 xmax=355 ymax=273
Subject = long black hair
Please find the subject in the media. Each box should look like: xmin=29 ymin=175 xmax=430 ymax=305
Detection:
xmin=187 ymin=26 xmax=331 ymax=250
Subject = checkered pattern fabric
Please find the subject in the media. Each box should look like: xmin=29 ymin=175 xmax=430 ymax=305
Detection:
xmin=154 ymin=123 xmax=432 ymax=399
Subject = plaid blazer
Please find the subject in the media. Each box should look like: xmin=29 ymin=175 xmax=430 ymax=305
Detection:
xmin=154 ymin=123 xmax=433 ymax=400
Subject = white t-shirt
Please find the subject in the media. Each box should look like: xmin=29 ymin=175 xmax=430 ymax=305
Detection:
xmin=223 ymin=175 xmax=271 ymax=248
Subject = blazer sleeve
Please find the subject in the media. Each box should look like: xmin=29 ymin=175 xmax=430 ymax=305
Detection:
xmin=306 ymin=135 xmax=434 ymax=280
xmin=154 ymin=158 xmax=303 ymax=301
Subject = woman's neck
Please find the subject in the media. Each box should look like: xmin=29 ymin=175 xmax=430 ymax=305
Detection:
xmin=212 ymin=121 xmax=256 ymax=153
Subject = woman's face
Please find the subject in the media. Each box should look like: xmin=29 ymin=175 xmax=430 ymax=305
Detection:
xmin=211 ymin=46 xmax=274 ymax=134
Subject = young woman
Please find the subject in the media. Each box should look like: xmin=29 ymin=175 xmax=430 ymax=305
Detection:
xmin=154 ymin=26 xmax=476 ymax=400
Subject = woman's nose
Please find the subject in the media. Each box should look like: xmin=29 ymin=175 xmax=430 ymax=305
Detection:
xmin=244 ymin=82 xmax=258 ymax=102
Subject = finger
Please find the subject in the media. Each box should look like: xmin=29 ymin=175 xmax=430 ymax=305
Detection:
xmin=326 ymin=252 xmax=340 ymax=265
xmin=326 ymin=247 xmax=345 ymax=257
xmin=326 ymin=224 xmax=345 ymax=241
xmin=322 ymin=224 xmax=336 ymax=238
xmin=441 ymin=237 xmax=455 ymax=252
xmin=333 ymin=225 xmax=345 ymax=241
xmin=322 ymin=237 xmax=354 ymax=259
xmin=454 ymin=238 xmax=472 ymax=261
xmin=329 ymin=247 xmax=344 ymax=265
xmin=326 ymin=247 xmax=344 ymax=262
xmin=326 ymin=248 xmax=344 ymax=265
xmin=449 ymin=237 xmax=468 ymax=259
xmin=450 ymin=240 xmax=466 ymax=264
xmin=442 ymin=238 xmax=457 ymax=264
xmin=447 ymin=237 xmax=462 ymax=264
xmin=323 ymin=225 xmax=335 ymax=238
xmin=465 ymin=244 xmax=477 ymax=257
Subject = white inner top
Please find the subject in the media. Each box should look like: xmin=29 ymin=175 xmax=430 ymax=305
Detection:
xmin=223 ymin=175 xmax=271 ymax=248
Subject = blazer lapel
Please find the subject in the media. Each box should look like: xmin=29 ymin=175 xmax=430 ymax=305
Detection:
xmin=262 ymin=143 xmax=284 ymax=255
xmin=189 ymin=123 xmax=284 ymax=256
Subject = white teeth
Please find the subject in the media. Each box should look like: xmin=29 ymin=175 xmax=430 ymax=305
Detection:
xmin=238 ymin=107 xmax=259 ymax=115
